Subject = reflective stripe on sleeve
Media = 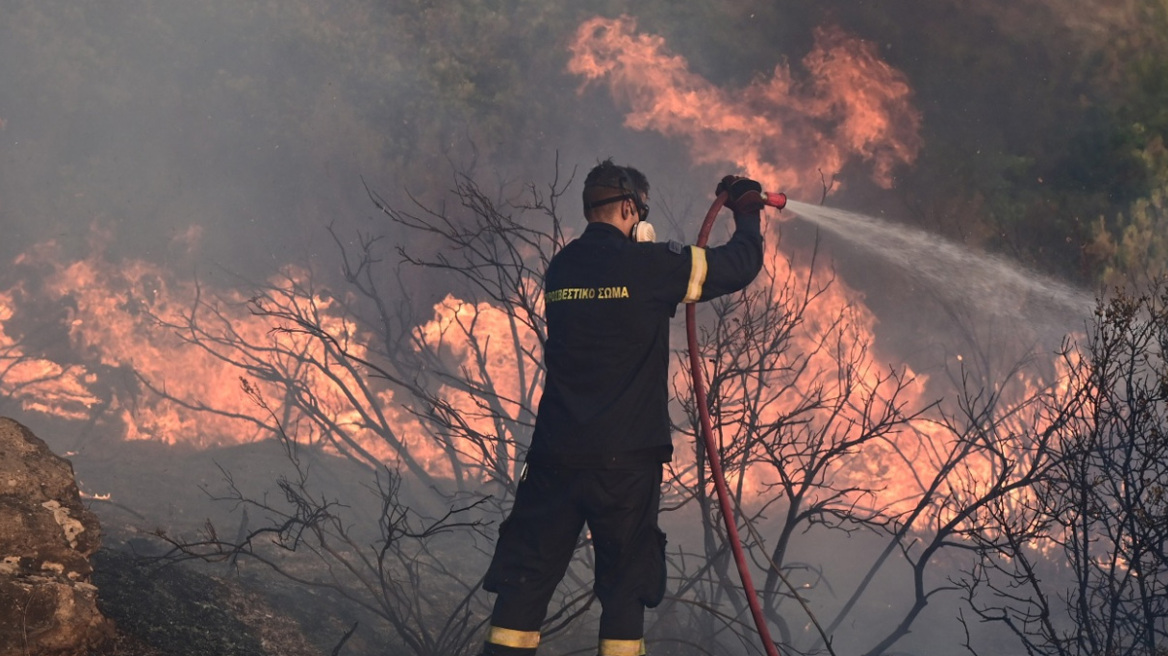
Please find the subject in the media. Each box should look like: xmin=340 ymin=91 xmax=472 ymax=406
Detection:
xmin=487 ymin=626 xmax=541 ymax=649
xmin=599 ymin=637 xmax=647 ymax=656
xmin=682 ymin=246 xmax=708 ymax=303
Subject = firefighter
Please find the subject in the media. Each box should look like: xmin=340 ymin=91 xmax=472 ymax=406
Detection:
xmin=478 ymin=160 xmax=767 ymax=656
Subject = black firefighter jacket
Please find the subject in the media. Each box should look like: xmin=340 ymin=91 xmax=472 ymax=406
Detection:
xmin=526 ymin=209 xmax=764 ymax=468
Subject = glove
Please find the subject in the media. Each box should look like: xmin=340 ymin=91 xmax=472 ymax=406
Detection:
xmin=715 ymin=175 xmax=765 ymax=213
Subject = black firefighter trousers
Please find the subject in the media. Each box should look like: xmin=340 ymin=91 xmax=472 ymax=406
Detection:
xmin=481 ymin=464 xmax=667 ymax=654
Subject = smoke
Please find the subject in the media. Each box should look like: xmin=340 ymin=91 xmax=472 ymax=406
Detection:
xmin=969 ymin=0 xmax=1148 ymax=49
xmin=0 ymin=0 xmax=545 ymax=278
xmin=0 ymin=3 xmax=1153 ymax=653
xmin=0 ymin=0 xmax=1132 ymax=281
xmin=0 ymin=0 xmax=1110 ymax=486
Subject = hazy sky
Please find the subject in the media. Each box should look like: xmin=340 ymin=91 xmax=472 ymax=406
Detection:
xmin=0 ymin=6 xmax=1154 ymax=654
xmin=0 ymin=0 xmax=1140 ymax=375
xmin=1 ymin=0 xmax=1136 ymax=277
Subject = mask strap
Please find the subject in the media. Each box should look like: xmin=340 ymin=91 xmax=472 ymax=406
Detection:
xmin=584 ymin=193 xmax=636 ymax=211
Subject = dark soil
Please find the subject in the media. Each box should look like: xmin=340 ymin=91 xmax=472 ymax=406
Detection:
xmin=91 ymin=546 xmax=322 ymax=656
xmin=60 ymin=437 xmax=394 ymax=656
xmin=9 ymin=428 xmax=448 ymax=656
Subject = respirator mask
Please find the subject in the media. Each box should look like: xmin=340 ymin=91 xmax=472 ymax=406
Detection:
xmin=629 ymin=199 xmax=655 ymax=243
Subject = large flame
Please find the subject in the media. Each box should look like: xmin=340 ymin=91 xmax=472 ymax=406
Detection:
xmin=568 ymin=15 xmax=923 ymax=197
xmin=0 ymin=226 xmax=1070 ymax=522
xmin=567 ymin=15 xmax=1078 ymax=520
xmin=669 ymin=235 xmax=944 ymax=514
xmin=0 ymin=16 xmax=1073 ymax=527
xmin=0 ymin=289 xmax=100 ymax=420
xmin=0 ymin=229 xmax=541 ymax=483
xmin=566 ymin=13 xmax=933 ymax=508
xmin=0 ymin=236 xmax=414 ymax=467
xmin=413 ymin=292 xmax=543 ymax=478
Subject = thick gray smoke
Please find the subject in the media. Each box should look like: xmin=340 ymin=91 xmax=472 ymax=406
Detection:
xmin=0 ymin=0 xmax=1141 ymax=277
xmin=0 ymin=2 xmax=1157 ymax=655
xmin=0 ymin=1 xmax=707 ymax=279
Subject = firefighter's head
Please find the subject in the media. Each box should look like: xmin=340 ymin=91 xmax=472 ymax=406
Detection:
xmin=583 ymin=159 xmax=655 ymax=242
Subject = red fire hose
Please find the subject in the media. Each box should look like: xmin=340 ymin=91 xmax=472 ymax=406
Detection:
xmin=685 ymin=189 xmax=785 ymax=656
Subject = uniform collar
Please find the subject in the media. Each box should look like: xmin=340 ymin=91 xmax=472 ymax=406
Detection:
xmin=582 ymin=221 xmax=628 ymax=240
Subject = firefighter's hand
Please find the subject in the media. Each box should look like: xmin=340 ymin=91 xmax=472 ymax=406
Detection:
xmin=716 ymin=175 xmax=765 ymax=213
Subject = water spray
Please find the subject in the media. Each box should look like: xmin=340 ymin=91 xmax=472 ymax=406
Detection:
xmin=783 ymin=200 xmax=1095 ymax=321
xmin=685 ymin=189 xmax=786 ymax=656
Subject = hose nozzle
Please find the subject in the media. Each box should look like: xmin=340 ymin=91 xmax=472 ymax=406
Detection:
xmin=762 ymin=191 xmax=787 ymax=210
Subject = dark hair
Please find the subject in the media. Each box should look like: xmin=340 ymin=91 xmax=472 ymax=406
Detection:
xmin=582 ymin=158 xmax=649 ymax=218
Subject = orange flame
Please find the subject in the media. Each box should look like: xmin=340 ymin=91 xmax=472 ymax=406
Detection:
xmin=669 ymin=236 xmax=941 ymax=513
xmin=1 ymin=289 xmax=101 ymax=420
xmin=0 ymin=233 xmax=530 ymax=481
xmin=569 ymin=16 xmax=1084 ymax=519
xmin=568 ymin=15 xmax=923 ymax=197
xmin=1 ymin=228 xmax=1078 ymax=521
xmin=414 ymin=293 xmax=543 ymax=476
xmin=0 ymin=15 xmax=1076 ymax=528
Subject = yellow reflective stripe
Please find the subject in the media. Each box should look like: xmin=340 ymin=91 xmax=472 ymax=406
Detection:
xmin=682 ymin=246 xmax=708 ymax=303
xmin=599 ymin=638 xmax=646 ymax=656
xmin=487 ymin=626 xmax=541 ymax=649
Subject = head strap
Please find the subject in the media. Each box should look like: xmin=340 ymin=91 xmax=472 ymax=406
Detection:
xmin=584 ymin=193 xmax=637 ymax=211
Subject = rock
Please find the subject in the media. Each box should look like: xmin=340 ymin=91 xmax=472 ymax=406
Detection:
xmin=0 ymin=417 xmax=113 ymax=655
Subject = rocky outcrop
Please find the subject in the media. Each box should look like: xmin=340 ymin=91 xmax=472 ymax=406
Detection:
xmin=0 ymin=417 xmax=113 ymax=655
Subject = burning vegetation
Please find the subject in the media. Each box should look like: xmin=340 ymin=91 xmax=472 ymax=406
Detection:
xmin=568 ymin=16 xmax=923 ymax=199
xmin=1 ymin=6 xmax=1166 ymax=656
xmin=3 ymin=170 xmax=1166 ymax=655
